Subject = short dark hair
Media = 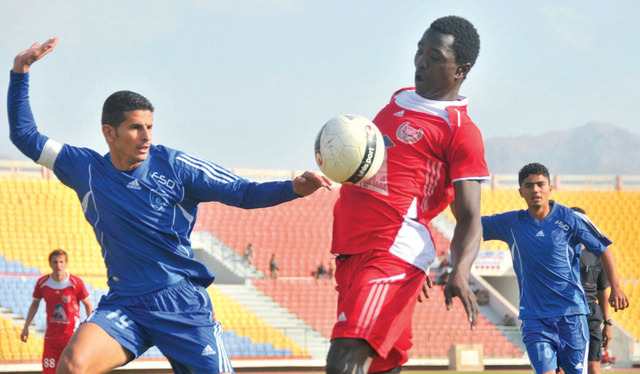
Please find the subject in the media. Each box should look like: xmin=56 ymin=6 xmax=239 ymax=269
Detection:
xmin=570 ymin=206 xmax=586 ymax=215
xmin=49 ymin=249 xmax=68 ymax=263
xmin=430 ymin=16 xmax=480 ymax=69
xmin=518 ymin=163 xmax=550 ymax=186
xmin=101 ymin=90 xmax=154 ymax=128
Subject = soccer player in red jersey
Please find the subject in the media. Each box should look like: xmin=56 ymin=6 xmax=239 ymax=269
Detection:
xmin=21 ymin=249 xmax=93 ymax=374
xmin=326 ymin=16 xmax=489 ymax=373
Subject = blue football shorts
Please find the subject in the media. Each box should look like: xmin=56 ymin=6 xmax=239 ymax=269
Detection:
xmin=86 ymin=278 xmax=233 ymax=373
xmin=521 ymin=315 xmax=588 ymax=374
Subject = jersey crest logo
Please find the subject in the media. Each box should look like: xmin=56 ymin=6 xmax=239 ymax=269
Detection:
xmin=201 ymin=345 xmax=216 ymax=356
xmin=551 ymin=228 xmax=567 ymax=246
xmin=150 ymin=188 xmax=170 ymax=211
xmin=61 ymin=295 xmax=70 ymax=303
xmin=52 ymin=304 xmax=69 ymax=324
xmin=396 ymin=122 xmax=423 ymax=144
xmin=127 ymin=179 xmax=142 ymax=190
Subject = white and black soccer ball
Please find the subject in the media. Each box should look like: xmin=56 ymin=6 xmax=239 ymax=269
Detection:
xmin=314 ymin=114 xmax=385 ymax=184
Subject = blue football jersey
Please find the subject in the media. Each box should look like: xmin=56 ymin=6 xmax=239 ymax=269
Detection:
xmin=9 ymin=71 xmax=299 ymax=296
xmin=481 ymin=201 xmax=612 ymax=319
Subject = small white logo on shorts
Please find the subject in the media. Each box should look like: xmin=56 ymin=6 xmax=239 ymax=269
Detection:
xmin=337 ymin=312 xmax=347 ymax=322
xmin=575 ymin=362 xmax=583 ymax=369
xmin=202 ymin=345 xmax=216 ymax=356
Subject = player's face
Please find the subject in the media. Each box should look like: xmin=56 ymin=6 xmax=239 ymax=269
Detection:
xmin=414 ymin=29 xmax=468 ymax=101
xmin=49 ymin=255 xmax=67 ymax=275
xmin=519 ymin=174 xmax=553 ymax=210
xmin=104 ymin=110 xmax=153 ymax=171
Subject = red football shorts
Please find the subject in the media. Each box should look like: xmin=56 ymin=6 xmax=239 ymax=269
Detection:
xmin=42 ymin=336 xmax=71 ymax=374
xmin=331 ymin=250 xmax=427 ymax=372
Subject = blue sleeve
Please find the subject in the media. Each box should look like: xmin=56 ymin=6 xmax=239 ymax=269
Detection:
xmin=481 ymin=214 xmax=509 ymax=242
xmin=211 ymin=179 xmax=299 ymax=209
xmin=572 ymin=212 xmax=612 ymax=256
xmin=177 ymin=152 xmax=299 ymax=208
xmin=7 ymin=71 xmax=49 ymax=163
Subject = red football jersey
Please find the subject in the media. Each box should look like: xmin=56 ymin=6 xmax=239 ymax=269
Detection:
xmin=331 ymin=88 xmax=490 ymax=270
xmin=33 ymin=273 xmax=90 ymax=340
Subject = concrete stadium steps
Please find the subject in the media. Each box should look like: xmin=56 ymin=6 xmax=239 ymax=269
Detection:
xmin=213 ymin=283 xmax=329 ymax=359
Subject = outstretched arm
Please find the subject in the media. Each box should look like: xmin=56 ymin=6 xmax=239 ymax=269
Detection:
xmin=444 ymin=179 xmax=483 ymax=329
xmin=12 ymin=37 xmax=58 ymax=74
xmin=292 ymin=171 xmax=332 ymax=196
xmin=9 ymin=37 xmax=63 ymax=167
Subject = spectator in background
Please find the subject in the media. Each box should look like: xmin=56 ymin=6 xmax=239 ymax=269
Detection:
xmin=315 ymin=263 xmax=327 ymax=279
xmin=270 ymin=254 xmax=279 ymax=279
xmin=243 ymin=243 xmax=254 ymax=264
xmin=502 ymin=314 xmax=516 ymax=326
xmin=557 ymin=207 xmax=614 ymax=374
xmin=21 ymin=249 xmax=92 ymax=374
xmin=475 ymin=289 xmax=490 ymax=305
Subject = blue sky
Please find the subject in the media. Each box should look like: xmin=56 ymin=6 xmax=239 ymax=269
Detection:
xmin=1 ymin=0 xmax=639 ymax=171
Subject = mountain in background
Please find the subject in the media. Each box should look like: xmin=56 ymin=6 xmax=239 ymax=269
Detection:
xmin=484 ymin=122 xmax=640 ymax=175
xmin=2 ymin=122 xmax=639 ymax=175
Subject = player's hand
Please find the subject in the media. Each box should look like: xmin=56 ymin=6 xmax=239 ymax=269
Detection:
xmin=13 ymin=37 xmax=59 ymax=74
xmin=418 ymin=275 xmax=433 ymax=303
xmin=292 ymin=171 xmax=332 ymax=196
xmin=20 ymin=327 xmax=29 ymax=343
xmin=609 ymin=286 xmax=629 ymax=312
xmin=602 ymin=325 xmax=612 ymax=348
xmin=443 ymin=269 xmax=478 ymax=329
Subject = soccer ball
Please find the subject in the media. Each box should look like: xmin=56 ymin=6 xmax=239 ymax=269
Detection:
xmin=314 ymin=114 xmax=385 ymax=184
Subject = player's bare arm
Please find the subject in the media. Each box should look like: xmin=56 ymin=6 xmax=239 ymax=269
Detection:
xmin=599 ymin=287 xmax=612 ymax=347
xmin=81 ymin=296 xmax=93 ymax=316
xmin=20 ymin=299 xmax=41 ymax=342
xmin=599 ymin=248 xmax=629 ymax=311
xmin=12 ymin=37 xmax=58 ymax=74
xmin=444 ymin=179 xmax=482 ymax=329
xmin=292 ymin=171 xmax=332 ymax=196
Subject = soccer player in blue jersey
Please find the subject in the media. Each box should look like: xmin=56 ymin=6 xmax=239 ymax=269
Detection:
xmin=481 ymin=163 xmax=629 ymax=374
xmin=8 ymin=38 xmax=331 ymax=374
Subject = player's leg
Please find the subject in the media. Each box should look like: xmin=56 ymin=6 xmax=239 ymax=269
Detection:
xmin=556 ymin=315 xmax=589 ymax=374
xmin=56 ymin=322 xmax=133 ymax=373
xmin=585 ymin=304 xmax=604 ymax=374
xmin=42 ymin=339 xmax=67 ymax=374
xmin=57 ymin=297 xmax=153 ymax=374
xmin=145 ymin=280 xmax=233 ymax=373
xmin=521 ymin=317 xmax=561 ymax=374
xmin=328 ymin=251 xmax=426 ymax=374
xmin=326 ymin=338 xmax=376 ymax=374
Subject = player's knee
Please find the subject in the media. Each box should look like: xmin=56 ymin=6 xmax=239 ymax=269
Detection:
xmin=56 ymin=349 xmax=87 ymax=374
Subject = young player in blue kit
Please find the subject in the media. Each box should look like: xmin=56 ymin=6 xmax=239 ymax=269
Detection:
xmin=481 ymin=163 xmax=629 ymax=374
xmin=8 ymin=38 xmax=331 ymax=374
